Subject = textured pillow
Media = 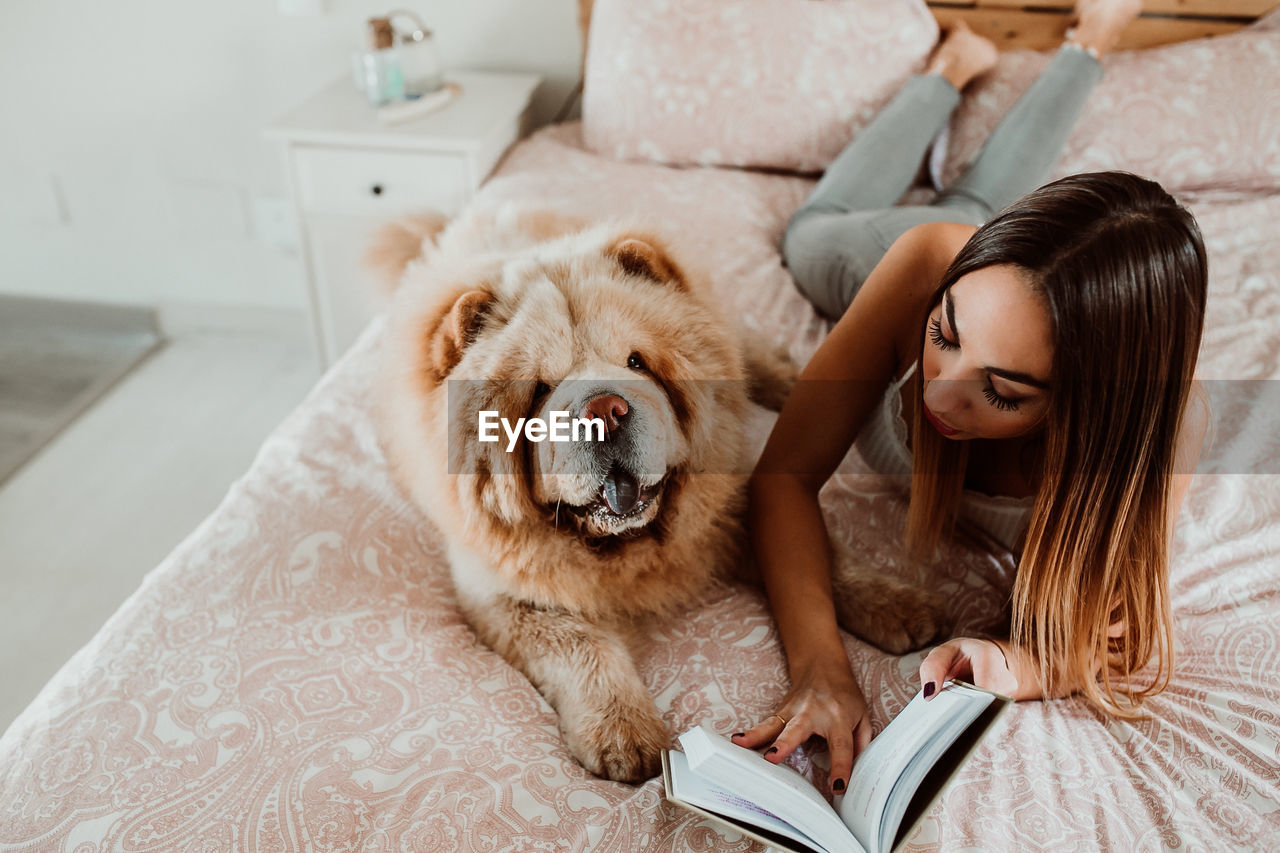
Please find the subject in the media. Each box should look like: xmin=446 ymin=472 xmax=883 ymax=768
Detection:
xmin=581 ymin=0 xmax=939 ymax=173
xmin=939 ymin=19 xmax=1280 ymax=195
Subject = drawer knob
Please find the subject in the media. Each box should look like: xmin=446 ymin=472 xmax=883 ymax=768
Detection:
xmin=371 ymin=184 xmax=384 ymax=196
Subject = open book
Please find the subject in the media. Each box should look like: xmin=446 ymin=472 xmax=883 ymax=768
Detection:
xmin=661 ymin=681 xmax=1010 ymax=853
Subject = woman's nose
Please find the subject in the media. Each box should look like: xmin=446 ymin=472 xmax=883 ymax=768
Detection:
xmin=924 ymin=377 xmax=970 ymax=416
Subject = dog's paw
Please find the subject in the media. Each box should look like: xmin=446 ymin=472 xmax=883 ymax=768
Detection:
xmin=742 ymin=338 xmax=798 ymax=411
xmin=565 ymin=701 xmax=669 ymax=784
xmin=833 ymin=572 xmax=946 ymax=655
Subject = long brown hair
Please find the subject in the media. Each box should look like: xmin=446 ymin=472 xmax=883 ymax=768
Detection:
xmin=905 ymin=172 xmax=1208 ymax=714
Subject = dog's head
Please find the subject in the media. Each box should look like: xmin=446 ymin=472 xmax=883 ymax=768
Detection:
xmin=437 ymin=224 xmax=744 ymax=537
xmin=382 ymin=215 xmax=750 ymax=592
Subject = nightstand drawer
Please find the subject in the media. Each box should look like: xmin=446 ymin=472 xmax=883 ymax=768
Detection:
xmin=293 ymin=146 xmax=469 ymax=217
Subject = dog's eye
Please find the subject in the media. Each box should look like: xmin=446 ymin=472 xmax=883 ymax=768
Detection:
xmin=626 ymin=352 xmax=647 ymax=373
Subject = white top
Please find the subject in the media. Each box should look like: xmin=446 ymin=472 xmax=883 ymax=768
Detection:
xmin=854 ymin=362 xmax=1034 ymax=553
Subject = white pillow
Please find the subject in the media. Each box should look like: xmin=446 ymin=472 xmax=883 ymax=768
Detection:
xmin=582 ymin=0 xmax=939 ymax=172
xmin=940 ymin=20 xmax=1280 ymax=194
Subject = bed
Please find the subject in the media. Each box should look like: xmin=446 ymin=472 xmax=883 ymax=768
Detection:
xmin=3 ymin=1 xmax=1278 ymax=850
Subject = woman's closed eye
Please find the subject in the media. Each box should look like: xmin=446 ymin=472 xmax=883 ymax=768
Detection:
xmin=982 ymin=385 xmax=1021 ymax=412
xmin=929 ymin=317 xmax=1023 ymax=412
xmin=928 ymin=317 xmax=957 ymax=351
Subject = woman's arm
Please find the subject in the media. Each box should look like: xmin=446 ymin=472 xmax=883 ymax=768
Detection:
xmin=737 ymin=223 xmax=964 ymax=795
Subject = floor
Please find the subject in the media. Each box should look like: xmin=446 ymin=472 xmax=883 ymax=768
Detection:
xmin=0 ymin=297 xmax=160 ymax=484
xmin=0 ymin=324 xmax=319 ymax=735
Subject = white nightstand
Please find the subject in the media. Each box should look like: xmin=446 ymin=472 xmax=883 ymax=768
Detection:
xmin=266 ymin=70 xmax=542 ymax=367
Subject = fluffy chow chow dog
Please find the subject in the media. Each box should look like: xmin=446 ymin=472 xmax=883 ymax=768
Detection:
xmin=370 ymin=205 xmax=941 ymax=783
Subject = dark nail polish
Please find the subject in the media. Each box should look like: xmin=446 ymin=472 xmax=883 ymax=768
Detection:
xmin=923 ymin=681 xmax=936 ymax=699
xmin=765 ymin=747 xmax=778 ymax=756
xmin=833 ymin=778 xmax=846 ymax=793
xmin=731 ymin=732 xmax=745 ymax=739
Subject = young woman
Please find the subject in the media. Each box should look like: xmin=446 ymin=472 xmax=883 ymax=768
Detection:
xmin=735 ymin=0 xmax=1210 ymax=797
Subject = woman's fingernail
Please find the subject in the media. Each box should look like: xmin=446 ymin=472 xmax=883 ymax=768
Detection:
xmin=765 ymin=747 xmax=778 ymax=756
xmin=833 ymin=778 xmax=846 ymax=793
xmin=731 ymin=732 xmax=745 ymax=739
xmin=924 ymin=681 xmax=936 ymax=699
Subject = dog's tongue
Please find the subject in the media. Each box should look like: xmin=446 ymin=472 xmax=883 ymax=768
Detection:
xmin=601 ymin=466 xmax=639 ymax=515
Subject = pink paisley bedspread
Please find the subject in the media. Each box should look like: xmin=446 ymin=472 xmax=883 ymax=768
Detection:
xmin=2 ymin=122 xmax=1277 ymax=852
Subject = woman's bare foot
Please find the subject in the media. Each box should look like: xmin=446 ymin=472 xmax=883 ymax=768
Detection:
xmin=926 ymin=21 xmax=999 ymax=91
xmin=1068 ymin=0 xmax=1143 ymax=56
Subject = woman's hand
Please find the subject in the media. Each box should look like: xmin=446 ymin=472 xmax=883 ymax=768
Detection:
xmin=731 ymin=660 xmax=872 ymax=797
xmin=918 ymin=637 xmax=1021 ymax=699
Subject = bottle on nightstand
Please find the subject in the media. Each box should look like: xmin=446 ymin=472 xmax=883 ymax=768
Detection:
xmin=351 ymin=12 xmax=444 ymax=107
xmin=352 ymin=17 xmax=403 ymax=105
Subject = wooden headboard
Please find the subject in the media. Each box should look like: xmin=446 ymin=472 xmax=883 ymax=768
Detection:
xmin=577 ymin=0 xmax=1277 ymax=55
xmin=930 ymin=0 xmax=1276 ymax=50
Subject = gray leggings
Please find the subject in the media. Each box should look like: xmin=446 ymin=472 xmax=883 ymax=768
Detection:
xmin=783 ymin=44 xmax=1103 ymax=319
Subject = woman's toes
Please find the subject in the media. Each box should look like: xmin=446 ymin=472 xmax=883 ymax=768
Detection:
xmin=1071 ymin=0 xmax=1144 ymax=54
xmin=928 ymin=20 xmax=999 ymax=89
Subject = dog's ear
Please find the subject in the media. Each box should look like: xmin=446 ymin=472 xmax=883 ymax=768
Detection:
xmin=424 ymin=288 xmax=494 ymax=382
xmin=604 ymin=232 xmax=688 ymax=291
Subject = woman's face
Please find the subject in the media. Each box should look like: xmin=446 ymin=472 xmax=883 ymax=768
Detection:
xmin=920 ymin=264 xmax=1053 ymax=441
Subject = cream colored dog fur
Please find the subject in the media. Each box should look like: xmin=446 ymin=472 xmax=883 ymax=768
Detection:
xmin=370 ymin=205 xmax=941 ymax=782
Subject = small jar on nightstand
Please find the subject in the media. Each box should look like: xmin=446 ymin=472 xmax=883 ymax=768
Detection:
xmin=265 ymin=70 xmax=542 ymax=368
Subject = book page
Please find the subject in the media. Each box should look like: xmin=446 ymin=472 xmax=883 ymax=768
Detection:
xmin=878 ymin=694 xmax=997 ymax=848
xmin=838 ymin=682 xmax=994 ymax=853
xmin=678 ymin=726 xmax=865 ymax=853
xmin=667 ymin=749 xmax=827 ymax=853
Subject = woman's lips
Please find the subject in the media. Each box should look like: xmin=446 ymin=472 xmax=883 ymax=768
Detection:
xmin=923 ymin=403 xmax=960 ymax=436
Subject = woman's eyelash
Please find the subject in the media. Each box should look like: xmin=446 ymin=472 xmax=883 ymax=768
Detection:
xmin=928 ymin=317 xmax=958 ymax=350
xmin=929 ymin=317 xmax=1021 ymax=412
xmin=983 ymin=385 xmax=1021 ymax=412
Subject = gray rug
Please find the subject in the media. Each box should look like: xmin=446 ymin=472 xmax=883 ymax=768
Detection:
xmin=0 ymin=296 xmax=161 ymax=484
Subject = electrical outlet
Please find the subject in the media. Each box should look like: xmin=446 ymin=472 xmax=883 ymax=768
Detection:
xmin=252 ymin=197 xmax=300 ymax=253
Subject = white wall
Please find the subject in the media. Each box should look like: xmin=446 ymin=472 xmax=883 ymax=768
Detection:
xmin=0 ymin=0 xmax=582 ymax=313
